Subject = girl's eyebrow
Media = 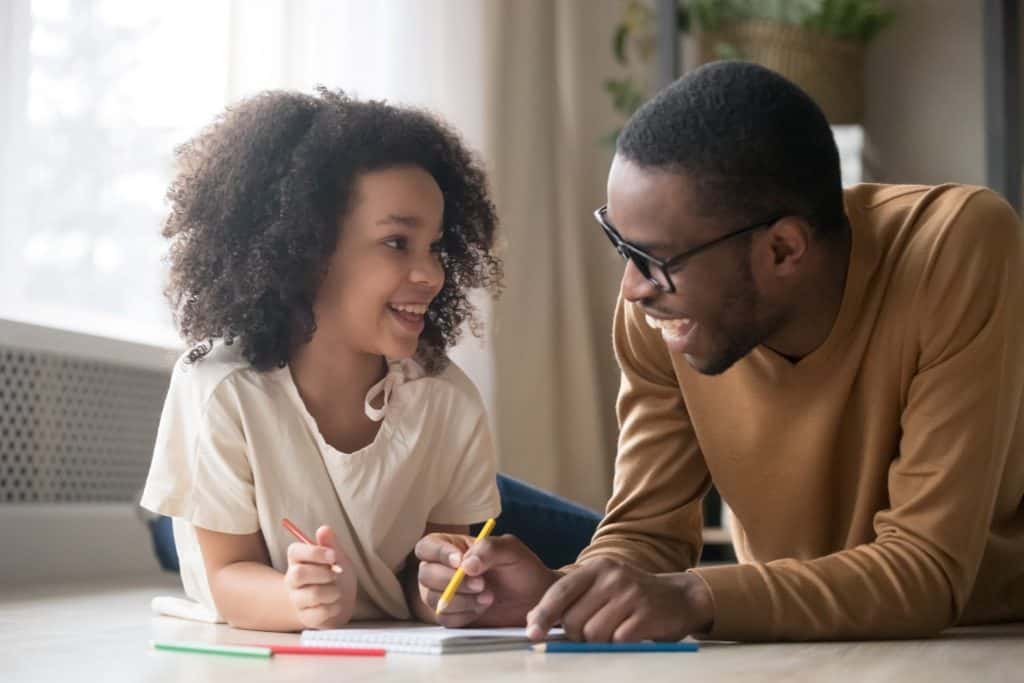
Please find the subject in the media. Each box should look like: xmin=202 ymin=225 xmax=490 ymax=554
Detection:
xmin=377 ymin=213 xmax=444 ymax=240
xmin=377 ymin=213 xmax=421 ymax=227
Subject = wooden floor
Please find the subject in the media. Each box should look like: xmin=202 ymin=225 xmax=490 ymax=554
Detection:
xmin=3 ymin=575 xmax=1023 ymax=682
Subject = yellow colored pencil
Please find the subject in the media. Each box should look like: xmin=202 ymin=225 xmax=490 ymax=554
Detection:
xmin=435 ymin=518 xmax=496 ymax=615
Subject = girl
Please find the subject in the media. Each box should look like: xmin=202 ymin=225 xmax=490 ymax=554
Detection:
xmin=141 ymin=88 xmax=503 ymax=631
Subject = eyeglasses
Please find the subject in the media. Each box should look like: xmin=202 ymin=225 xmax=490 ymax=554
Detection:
xmin=594 ymin=205 xmax=783 ymax=294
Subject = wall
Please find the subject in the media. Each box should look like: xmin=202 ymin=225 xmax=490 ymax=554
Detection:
xmin=864 ymin=0 xmax=1023 ymax=198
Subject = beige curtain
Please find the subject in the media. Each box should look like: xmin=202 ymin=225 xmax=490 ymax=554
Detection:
xmin=480 ymin=0 xmax=627 ymax=511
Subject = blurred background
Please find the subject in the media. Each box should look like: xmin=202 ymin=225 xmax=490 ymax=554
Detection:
xmin=0 ymin=0 xmax=1020 ymax=580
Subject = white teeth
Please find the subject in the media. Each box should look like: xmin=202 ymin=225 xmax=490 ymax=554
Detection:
xmin=645 ymin=314 xmax=691 ymax=335
xmin=390 ymin=303 xmax=428 ymax=316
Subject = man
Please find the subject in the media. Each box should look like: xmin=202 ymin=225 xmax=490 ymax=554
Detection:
xmin=415 ymin=61 xmax=1024 ymax=641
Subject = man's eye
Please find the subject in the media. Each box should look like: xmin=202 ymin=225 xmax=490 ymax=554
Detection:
xmin=383 ymin=237 xmax=407 ymax=250
xmin=666 ymin=260 xmax=685 ymax=274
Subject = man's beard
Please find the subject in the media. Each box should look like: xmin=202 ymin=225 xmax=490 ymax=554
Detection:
xmin=687 ymin=311 xmax=766 ymax=375
xmin=689 ymin=257 xmax=772 ymax=376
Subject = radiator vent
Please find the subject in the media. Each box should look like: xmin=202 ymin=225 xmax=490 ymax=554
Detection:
xmin=0 ymin=346 xmax=168 ymax=503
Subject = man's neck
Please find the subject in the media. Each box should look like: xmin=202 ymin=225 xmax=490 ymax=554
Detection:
xmin=764 ymin=225 xmax=852 ymax=362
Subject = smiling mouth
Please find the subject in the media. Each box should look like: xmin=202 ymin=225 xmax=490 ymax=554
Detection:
xmin=644 ymin=313 xmax=693 ymax=338
xmin=387 ymin=303 xmax=429 ymax=334
xmin=389 ymin=303 xmax=428 ymax=316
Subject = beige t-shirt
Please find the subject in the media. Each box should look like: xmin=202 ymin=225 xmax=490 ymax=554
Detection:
xmin=141 ymin=342 xmax=501 ymax=622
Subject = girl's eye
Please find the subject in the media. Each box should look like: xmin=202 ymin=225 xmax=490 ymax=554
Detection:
xmin=430 ymin=240 xmax=444 ymax=254
xmin=383 ymin=237 xmax=407 ymax=250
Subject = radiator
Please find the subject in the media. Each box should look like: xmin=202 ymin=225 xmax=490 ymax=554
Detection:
xmin=0 ymin=318 xmax=177 ymax=583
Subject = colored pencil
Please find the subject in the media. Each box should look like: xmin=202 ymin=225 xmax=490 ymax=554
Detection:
xmin=532 ymin=641 xmax=700 ymax=653
xmin=243 ymin=643 xmax=385 ymax=656
xmin=281 ymin=517 xmax=344 ymax=574
xmin=435 ymin=518 xmax=496 ymax=614
xmin=151 ymin=640 xmax=272 ymax=658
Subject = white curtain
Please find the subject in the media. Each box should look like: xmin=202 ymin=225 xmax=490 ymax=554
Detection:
xmin=0 ymin=0 xmax=628 ymax=509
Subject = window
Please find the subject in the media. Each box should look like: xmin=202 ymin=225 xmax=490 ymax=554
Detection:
xmin=0 ymin=0 xmax=487 ymax=349
xmin=1 ymin=1 xmax=230 ymax=347
xmin=833 ymin=125 xmax=864 ymax=188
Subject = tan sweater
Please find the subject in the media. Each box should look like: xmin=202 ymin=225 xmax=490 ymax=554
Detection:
xmin=578 ymin=184 xmax=1024 ymax=640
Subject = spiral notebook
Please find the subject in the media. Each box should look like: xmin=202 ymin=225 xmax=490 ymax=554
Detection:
xmin=301 ymin=623 xmax=566 ymax=655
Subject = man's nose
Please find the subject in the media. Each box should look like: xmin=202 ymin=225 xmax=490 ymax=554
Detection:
xmin=620 ymin=258 xmax=658 ymax=303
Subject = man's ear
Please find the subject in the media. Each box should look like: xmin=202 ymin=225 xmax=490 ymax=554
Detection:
xmin=764 ymin=216 xmax=810 ymax=276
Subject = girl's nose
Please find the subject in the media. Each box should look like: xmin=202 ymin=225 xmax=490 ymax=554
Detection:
xmin=411 ymin=251 xmax=445 ymax=291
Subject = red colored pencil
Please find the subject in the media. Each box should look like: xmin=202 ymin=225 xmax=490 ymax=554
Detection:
xmin=243 ymin=643 xmax=386 ymax=657
xmin=281 ymin=518 xmax=344 ymax=574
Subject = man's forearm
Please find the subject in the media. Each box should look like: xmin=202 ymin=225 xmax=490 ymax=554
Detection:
xmin=689 ymin=539 xmax=961 ymax=640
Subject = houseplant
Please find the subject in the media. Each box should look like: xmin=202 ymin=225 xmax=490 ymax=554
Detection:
xmin=696 ymin=0 xmax=894 ymax=123
xmin=605 ymin=0 xmax=894 ymax=127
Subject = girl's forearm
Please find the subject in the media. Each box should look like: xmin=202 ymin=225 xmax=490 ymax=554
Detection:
xmin=207 ymin=561 xmax=307 ymax=631
xmin=403 ymin=558 xmax=439 ymax=624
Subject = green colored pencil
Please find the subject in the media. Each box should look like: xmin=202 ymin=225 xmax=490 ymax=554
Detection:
xmin=151 ymin=640 xmax=273 ymax=658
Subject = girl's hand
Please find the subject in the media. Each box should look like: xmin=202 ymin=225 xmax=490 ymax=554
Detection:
xmin=284 ymin=525 xmax=357 ymax=629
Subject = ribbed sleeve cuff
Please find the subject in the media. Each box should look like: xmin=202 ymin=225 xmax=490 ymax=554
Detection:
xmin=689 ymin=563 xmax=774 ymax=641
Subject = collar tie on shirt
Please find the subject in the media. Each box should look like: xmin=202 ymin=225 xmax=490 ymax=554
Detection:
xmin=364 ymin=359 xmax=422 ymax=422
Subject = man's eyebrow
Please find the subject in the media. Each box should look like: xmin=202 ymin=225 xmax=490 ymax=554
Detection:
xmin=619 ymin=230 xmax=681 ymax=253
xmin=629 ymin=237 xmax=680 ymax=253
xmin=604 ymin=214 xmax=678 ymax=253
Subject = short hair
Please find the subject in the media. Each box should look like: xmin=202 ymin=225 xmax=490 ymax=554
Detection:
xmin=163 ymin=88 xmax=502 ymax=373
xmin=617 ymin=61 xmax=846 ymax=235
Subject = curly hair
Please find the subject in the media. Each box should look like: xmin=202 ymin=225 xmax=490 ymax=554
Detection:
xmin=163 ymin=87 xmax=502 ymax=373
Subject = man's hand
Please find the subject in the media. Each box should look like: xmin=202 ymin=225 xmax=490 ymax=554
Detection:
xmin=525 ymin=558 xmax=714 ymax=642
xmin=415 ymin=532 xmax=560 ymax=628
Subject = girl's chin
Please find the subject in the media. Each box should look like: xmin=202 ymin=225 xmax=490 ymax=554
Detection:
xmin=381 ymin=337 xmax=419 ymax=360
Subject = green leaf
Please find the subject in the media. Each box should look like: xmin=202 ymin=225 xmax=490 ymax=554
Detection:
xmin=604 ymin=77 xmax=646 ymax=116
xmin=713 ymin=40 xmax=742 ymax=60
xmin=677 ymin=3 xmax=691 ymax=32
xmin=613 ymin=24 xmax=629 ymax=65
xmin=792 ymin=0 xmax=895 ymax=42
xmin=601 ymin=128 xmax=622 ymax=148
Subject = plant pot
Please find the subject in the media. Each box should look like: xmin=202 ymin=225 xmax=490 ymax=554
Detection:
xmin=699 ymin=19 xmax=864 ymax=125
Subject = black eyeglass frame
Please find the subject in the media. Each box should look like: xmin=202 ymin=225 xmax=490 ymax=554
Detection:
xmin=594 ymin=205 xmax=785 ymax=294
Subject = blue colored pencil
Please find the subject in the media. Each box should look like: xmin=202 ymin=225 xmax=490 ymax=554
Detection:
xmin=533 ymin=641 xmax=699 ymax=653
